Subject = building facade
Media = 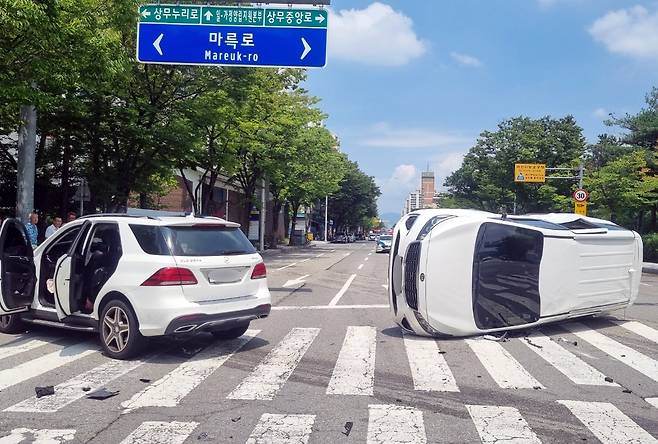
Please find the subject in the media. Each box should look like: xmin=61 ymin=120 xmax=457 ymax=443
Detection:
xmin=402 ymin=170 xmax=438 ymax=215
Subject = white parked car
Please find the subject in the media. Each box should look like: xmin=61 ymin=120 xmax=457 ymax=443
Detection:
xmin=0 ymin=215 xmax=271 ymax=359
xmin=376 ymin=234 xmax=392 ymax=253
xmin=389 ymin=209 xmax=643 ymax=337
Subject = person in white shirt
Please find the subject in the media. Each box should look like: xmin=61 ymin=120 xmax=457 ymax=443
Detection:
xmin=45 ymin=216 xmax=62 ymax=239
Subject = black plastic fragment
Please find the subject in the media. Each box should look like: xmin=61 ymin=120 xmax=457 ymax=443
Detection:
xmin=343 ymin=422 xmax=353 ymax=436
xmin=86 ymin=387 xmax=120 ymax=400
xmin=35 ymin=386 xmax=55 ymax=398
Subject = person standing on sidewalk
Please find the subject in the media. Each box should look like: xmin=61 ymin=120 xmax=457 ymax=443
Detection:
xmin=25 ymin=211 xmax=39 ymax=247
xmin=45 ymin=216 xmax=62 ymax=239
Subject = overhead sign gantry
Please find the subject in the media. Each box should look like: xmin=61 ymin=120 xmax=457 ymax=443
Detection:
xmin=136 ymin=3 xmax=328 ymax=68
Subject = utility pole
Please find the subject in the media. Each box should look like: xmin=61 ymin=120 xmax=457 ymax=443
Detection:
xmin=259 ymin=178 xmax=266 ymax=252
xmin=324 ymin=195 xmax=328 ymax=242
xmin=16 ymin=105 xmax=37 ymax=223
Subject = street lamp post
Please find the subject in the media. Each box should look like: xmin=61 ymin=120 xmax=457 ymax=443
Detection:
xmin=324 ymin=195 xmax=328 ymax=242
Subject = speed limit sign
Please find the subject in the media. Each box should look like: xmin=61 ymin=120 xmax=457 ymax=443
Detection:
xmin=573 ymin=189 xmax=589 ymax=202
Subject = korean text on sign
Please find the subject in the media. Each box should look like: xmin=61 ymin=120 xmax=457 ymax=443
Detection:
xmin=265 ymin=10 xmax=314 ymax=26
xmin=209 ymin=32 xmax=255 ymax=48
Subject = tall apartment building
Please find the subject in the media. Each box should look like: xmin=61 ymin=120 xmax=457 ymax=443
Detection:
xmin=402 ymin=170 xmax=438 ymax=215
xmin=421 ymin=171 xmax=435 ymax=208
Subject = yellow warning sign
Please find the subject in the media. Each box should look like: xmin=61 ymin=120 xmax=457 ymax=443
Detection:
xmin=514 ymin=163 xmax=546 ymax=183
xmin=574 ymin=201 xmax=587 ymax=216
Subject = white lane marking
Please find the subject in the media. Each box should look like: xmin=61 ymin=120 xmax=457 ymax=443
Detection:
xmin=246 ymin=414 xmax=315 ymax=444
xmin=122 ymin=331 xmax=259 ymax=411
xmin=7 ymin=355 xmax=146 ymax=413
xmin=368 ymin=253 xmax=372 ymax=256
xmin=466 ymin=405 xmax=541 ymax=444
xmin=119 ymin=421 xmax=198 ymax=444
xmin=282 ymin=275 xmax=310 ymax=288
xmin=466 ymin=340 xmax=544 ymax=389
xmin=0 ymin=342 xmax=96 ymax=391
xmin=327 ymin=326 xmax=377 ymax=395
xmin=0 ymin=428 xmax=76 ymax=444
xmin=558 ymin=400 xmax=657 ymax=444
xmin=367 ymin=404 xmax=426 ymax=444
xmin=520 ymin=333 xmax=618 ymax=386
xmin=614 ymin=320 xmax=658 ymax=344
xmin=316 ymin=253 xmax=325 ymax=257
xmin=382 ymin=284 xmax=388 ymax=290
xmin=228 ymin=328 xmax=319 ymax=400
xmin=358 ymin=264 xmax=364 ymax=270
xmin=299 ymin=258 xmax=310 ymax=263
xmin=276 ymin=262 xmax=297 ymax=271
xmin=272 ymin=304 xmax=389 ymax=311
xmin=344 ymin=252 xmax=351 ymax=257
xmin=328 ymin=274 xmax=357 ymax=306
xmin=403 ymin=334 xmax=459 ymax=392
xmin=564 ymin=323 xmax=658 ymax=382
xmin=646 ymin=397 xmax=658 ymax=409
xmin=365 ymin=257 xmax=369 ymax=261
xmin=0 ymin=336 xmax=51 ymax=360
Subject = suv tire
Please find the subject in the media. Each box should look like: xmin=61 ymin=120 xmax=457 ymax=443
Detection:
xmin=0 ymin=314 xmax=26 ymax=334
xmin=99 ymin=299 xmax=145 ymax=359
xmin=211 ymin=323 xmax=249 ymax=340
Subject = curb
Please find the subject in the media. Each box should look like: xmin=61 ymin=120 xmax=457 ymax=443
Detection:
xmin=643 ymin=262 xmax=658 ymax=275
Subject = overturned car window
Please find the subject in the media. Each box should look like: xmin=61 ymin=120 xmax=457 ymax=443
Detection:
xmin=472 ymin=223 xmax=543 ymax=330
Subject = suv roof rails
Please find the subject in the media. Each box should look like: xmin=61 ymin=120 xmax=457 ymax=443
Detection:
xmin=78 ymin=213 xmax=159 ymax=220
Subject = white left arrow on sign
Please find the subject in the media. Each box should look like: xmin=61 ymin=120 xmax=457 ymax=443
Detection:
xmin=153 ymin=33 xmax=164 ymax=56
xmin=283 ymin=274 xmax=309 ymax=288
xmin=141 ymin=10 xmax=151 ymax=18
xmin=301 ymin=38 xmax=311 ymax=60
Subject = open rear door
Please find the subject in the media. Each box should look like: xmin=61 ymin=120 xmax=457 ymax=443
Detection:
xmin=54 ymin=221 xmax=91 ymax=319
xmin=0 ymin=219 xmax=36 ymax=315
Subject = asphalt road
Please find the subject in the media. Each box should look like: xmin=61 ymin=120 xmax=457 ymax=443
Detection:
xmin=0 ymin=241 xmax=657 ymax=443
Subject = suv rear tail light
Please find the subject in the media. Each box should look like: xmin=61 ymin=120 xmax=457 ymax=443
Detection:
xmin=251 ymin=262 xmax=267 ymax=279
xmin=142 ymin=267 xmax=198 ymax=286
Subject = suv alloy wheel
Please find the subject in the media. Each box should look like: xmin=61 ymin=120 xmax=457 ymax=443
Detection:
xmin=100 ymin=299 xmax=145 ymax=359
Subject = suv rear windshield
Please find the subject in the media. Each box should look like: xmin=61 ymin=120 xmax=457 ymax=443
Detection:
xmin=130 ymin=224 xmax=256 ymax=256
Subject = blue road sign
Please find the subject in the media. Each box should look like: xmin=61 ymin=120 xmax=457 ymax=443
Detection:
xmin=137 ymin=23 xmax=327 ymax=68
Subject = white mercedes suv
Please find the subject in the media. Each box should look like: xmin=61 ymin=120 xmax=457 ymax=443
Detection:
xmin=0 ymin=215 xmax=271 ymax=359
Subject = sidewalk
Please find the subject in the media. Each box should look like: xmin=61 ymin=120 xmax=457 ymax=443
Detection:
xmin=260 ymin=241 xmax=322 ymax=257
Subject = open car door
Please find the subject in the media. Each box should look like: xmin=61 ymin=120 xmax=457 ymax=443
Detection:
xmin=0 ymin=219 xmax=36 ymax=315
xmin=54 ymin=221 xmax=91 ymax=320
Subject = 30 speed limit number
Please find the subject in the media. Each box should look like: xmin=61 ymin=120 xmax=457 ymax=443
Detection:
xmin=573 ymin=189 xmax=589 ymax=202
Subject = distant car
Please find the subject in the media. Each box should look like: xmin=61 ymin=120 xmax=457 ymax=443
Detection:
xmin=376 ymin=235 xmax=393 ymax=253
xmin=368 ymin=234 xmax=377 ymax=241
xmin=389 ymin=209 xmax=643 ymax=338
xmin=332 ymin=233 xmax=347 ymax=243
xmin=0 ymin=215 xmax=271 ymax=359
xmin=347 ymin=233 xmax=356 ymax=243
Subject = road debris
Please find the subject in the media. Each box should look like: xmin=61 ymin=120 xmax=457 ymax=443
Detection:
xmin=622 ymin=389 xmax=633 ymax=394
xmin=139 ymin=378 xmax=151 ymax=383
xmin=86 ymin=387 xmax=119 ymax=400
xmin=604 ymin=376 xmax=614 ymax=383
xmin=35 ymin=386 xmax=54 ymax=398
xmin=82 ymin=387 xmax=91 ymax=392
xmin=231 ymin=416 xmax=241 ymax=423
xmin=524 ymin=337 xmax=543 ymax=349
xmin=483 ymin=332 xmax=509 ymax=342
xmin=342 ymin=421 xmax=353 ymax=437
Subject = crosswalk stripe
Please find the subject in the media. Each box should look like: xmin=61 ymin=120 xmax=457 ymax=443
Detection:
xmin=646 ymin=398 xmax=658 ymax=409
xmin=367 ymin=404 xmax=427 ymax=444
xmin=246 ymin=414 xmax=315 ymax=444
xmin=0 ymin=335 xmax=51 ymax=360
xmin=614 ymin=320 xmax=658 ymax=344
xmin=118 ymin=421 xmax=198 ymax=444
xmin=0 ymin=428 xmax=76 ymax=444
xmin=6 ymin=355 xmax=145 ymax=413
xmin=228 ymin=328 xmax=320 ymax=400
xmin=563 ymin=323 xmax=658 ymax=382
xmin=558 ymin=400 xmax=658 ymax=444
xmin=122 ymin=330 xmax=259 ymax=410
xmin=520 ymin=332 xmax=617 ymax=386
xmin=0 ymin=342 xmax=96 ymax=391
xmin=403 ymin=333 xmax=459 ymax=392
xmin=465 ymin=339 xmax=544 ymax=389
xmin=466 ymin=405 xmax=541 ymax=444
xmin=327 ymin=326 xmax=377 ymax=395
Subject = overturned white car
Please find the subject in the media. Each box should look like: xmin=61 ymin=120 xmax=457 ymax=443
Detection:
xmin=389 ymin=209 xmax=643 ymax=337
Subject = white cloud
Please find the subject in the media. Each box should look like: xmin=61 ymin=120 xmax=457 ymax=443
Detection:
xmin=589 ymin=6 xmax=658 ymax=60
xmin=328 ymin=3 xmax=427 ymax=66
xmin=391 ymin=164 xmax=417 ymax=184
xmin=359 ymin=123 xmax=473 ymax=149
xmin=431 ymin=152 xmax=466 ymax=190
xmin=450 ymin=52 xmax=483 ymax=67
xmin=376 ymin=164 xmax=419 ymax=213
xmin=592 ymin=107 xmax=609 ymax=119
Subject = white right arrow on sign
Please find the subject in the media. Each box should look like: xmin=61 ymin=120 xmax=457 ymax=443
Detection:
xmin=153 ymin=33 xmax=164 ymax=56
xmin=301 ymin=38 xmax=312 ymax=60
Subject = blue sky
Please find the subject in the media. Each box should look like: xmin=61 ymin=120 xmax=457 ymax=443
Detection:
xmin=303 ymin=0 xmax=658 ymax=218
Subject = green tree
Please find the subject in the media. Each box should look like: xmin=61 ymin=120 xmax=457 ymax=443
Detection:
xmin=445 ymin=116 xmax=586 ymax=213
xmin=328 ymin=161 xmax=380 ymax=232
